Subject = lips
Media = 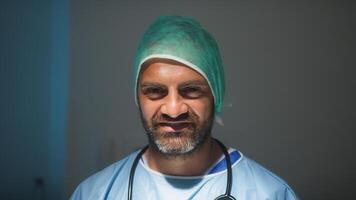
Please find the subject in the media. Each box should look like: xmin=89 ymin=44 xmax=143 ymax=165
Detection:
xmin=156 ymin=122 xmax=193 ymax=132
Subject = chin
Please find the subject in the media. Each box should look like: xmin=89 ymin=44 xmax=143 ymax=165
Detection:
xmin=151 ymin=131 xmax=205 ymax=156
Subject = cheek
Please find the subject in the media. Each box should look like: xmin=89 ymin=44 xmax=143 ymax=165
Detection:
xmin=139 ymin=98 xmax=160 ymax=119
xmin=188 ymin=99 xmax=213 ymax=120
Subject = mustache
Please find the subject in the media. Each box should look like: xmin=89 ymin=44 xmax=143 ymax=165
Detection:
xmin=152 ymin=112 xmax=198 ymax=126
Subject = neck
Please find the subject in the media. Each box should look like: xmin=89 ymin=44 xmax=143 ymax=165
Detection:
xmin=144 ymin=137 xmax=222 ymax=176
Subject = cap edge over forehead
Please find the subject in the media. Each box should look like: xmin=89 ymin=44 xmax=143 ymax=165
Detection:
xmin=134 ymin=54 xmax=216 ymax=106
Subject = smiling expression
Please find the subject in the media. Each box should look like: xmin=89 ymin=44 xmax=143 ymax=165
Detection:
xmin=138 ymin=59 xmax=214 ymax=156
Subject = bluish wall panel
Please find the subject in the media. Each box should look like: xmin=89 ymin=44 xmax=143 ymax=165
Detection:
xmin=48 ymin=0 xmax=69 ymax=199
xmin=0 ymin=0 xmax=69 ymax=199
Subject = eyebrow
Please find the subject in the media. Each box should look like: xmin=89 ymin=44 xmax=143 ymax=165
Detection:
xmin=178 ymin=80 xmax=209 ymax=88
xmin=140 ymin=80 xmax=207 ymax=86
xmin=139 ymin=82 xmax=166 ymax=88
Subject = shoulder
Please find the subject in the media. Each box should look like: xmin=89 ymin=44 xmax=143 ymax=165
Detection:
xmin=70 ymin=151 xmax=138 ymax=200
xmin=235 ymin=154 xmax=298 ymax=199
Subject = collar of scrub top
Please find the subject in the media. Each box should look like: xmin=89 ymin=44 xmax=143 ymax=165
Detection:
xmin=127 ymin=138 xmax=237 ymax=200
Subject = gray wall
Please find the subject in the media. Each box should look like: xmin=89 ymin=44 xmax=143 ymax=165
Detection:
xmin=67 ymin=1 xmax=355 ymax=199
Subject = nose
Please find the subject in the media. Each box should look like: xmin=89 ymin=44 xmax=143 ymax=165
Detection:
xmin=160 ymin=90 xmax=188 ymax=118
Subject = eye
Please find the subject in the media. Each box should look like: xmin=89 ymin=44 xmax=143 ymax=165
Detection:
xmin=179 ymin=86 xmax=205 ymax=99
xmin=141 ymin=86 xmax=167 ymax=100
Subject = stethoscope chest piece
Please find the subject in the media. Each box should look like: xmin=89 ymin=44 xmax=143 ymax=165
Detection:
xmin=215 ymin=194 xmax=237 ymax=200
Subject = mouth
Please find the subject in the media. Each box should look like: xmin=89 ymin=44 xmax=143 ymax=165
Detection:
xmin=156 ymin=122 xmax=193 ymax=132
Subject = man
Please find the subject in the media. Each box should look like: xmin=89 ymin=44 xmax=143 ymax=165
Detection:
xmin=71 ymin=16 xmax=298 ymax=200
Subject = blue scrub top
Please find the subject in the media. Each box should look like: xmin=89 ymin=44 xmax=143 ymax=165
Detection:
xmin=71 ymin=149 xmax=298 ymax=200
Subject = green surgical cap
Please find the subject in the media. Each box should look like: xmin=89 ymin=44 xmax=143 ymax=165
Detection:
xmin=134 ymin=16 xmax=225 ymax=114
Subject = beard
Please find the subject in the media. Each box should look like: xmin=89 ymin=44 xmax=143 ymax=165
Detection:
xmin=140 ymin=107 xmax=214 ymax=157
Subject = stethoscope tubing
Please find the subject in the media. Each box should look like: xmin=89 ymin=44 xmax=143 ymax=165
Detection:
xmin=127 ymin=139 xmax=236 ymax=200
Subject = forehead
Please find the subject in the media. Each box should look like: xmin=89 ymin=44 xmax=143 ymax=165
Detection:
xmin=139 ymin=59 xmax=208 ymax=85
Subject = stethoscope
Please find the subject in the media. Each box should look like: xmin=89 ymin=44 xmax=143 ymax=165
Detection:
xmin=127 ymin=139 xmax=237 ymax=200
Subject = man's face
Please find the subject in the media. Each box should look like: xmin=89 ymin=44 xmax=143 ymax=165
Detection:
xmin=138 ymin=60 xmax=214 ymax=156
